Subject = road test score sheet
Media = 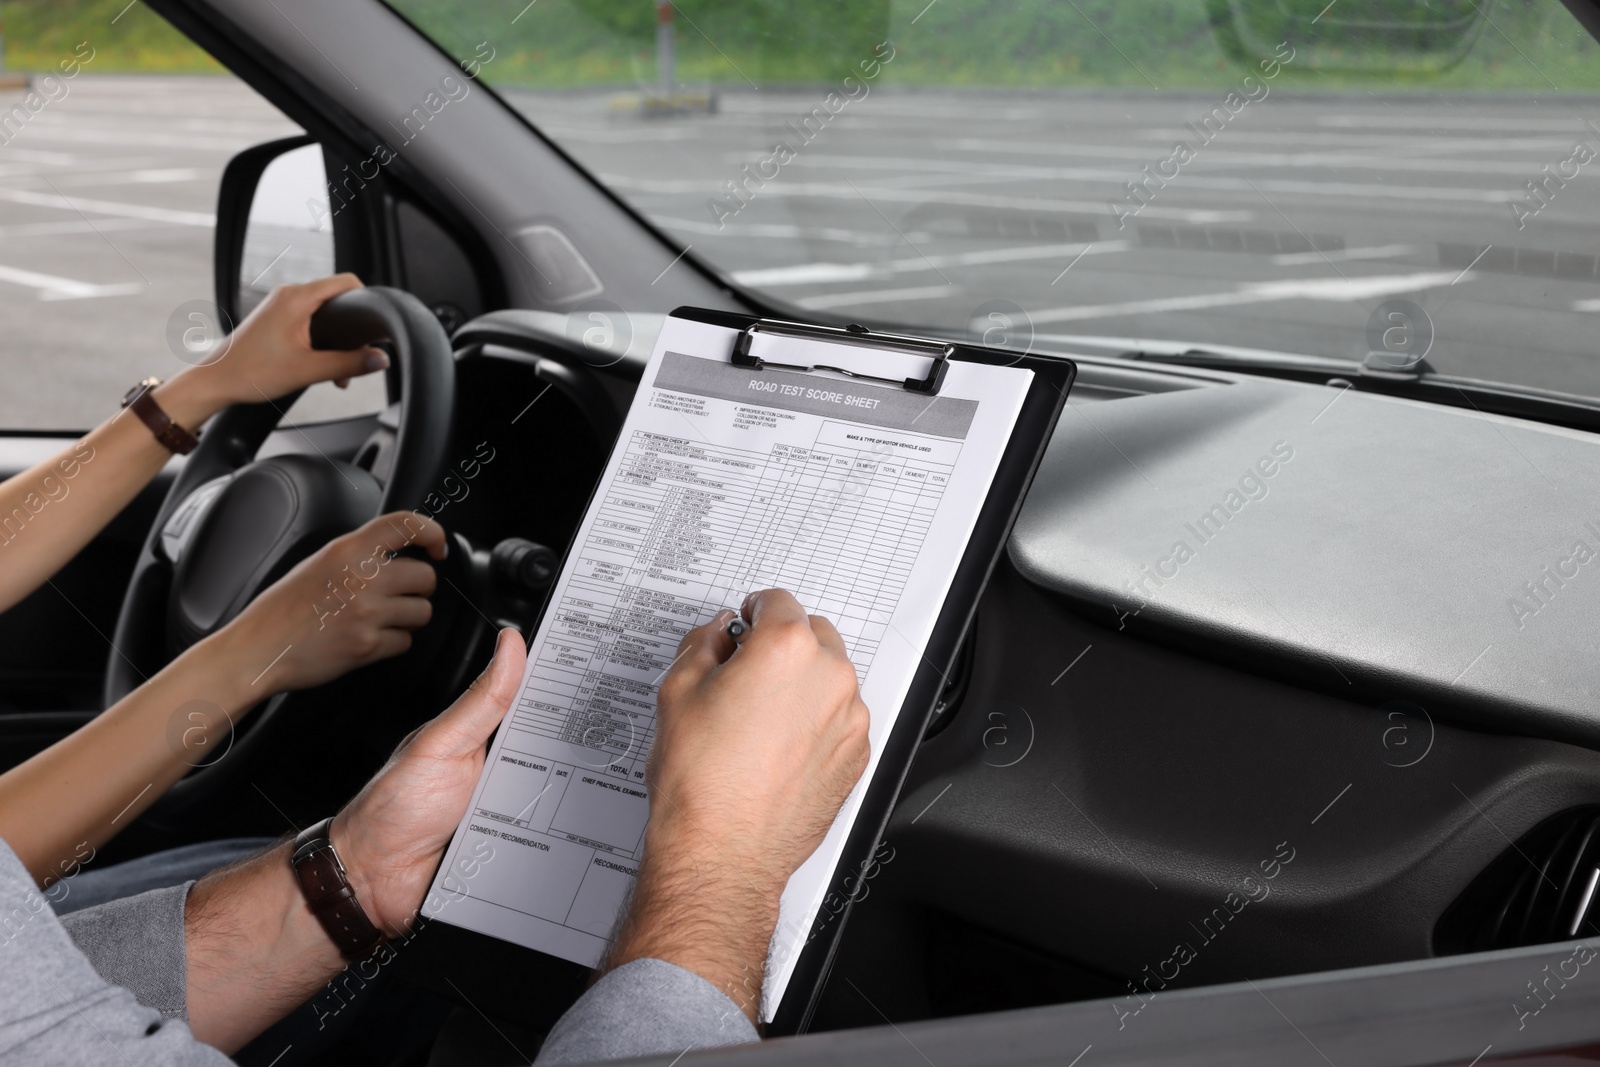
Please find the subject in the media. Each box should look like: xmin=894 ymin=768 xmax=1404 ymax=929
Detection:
xmin=429 ymin=314 xmax=1031 ymax=1019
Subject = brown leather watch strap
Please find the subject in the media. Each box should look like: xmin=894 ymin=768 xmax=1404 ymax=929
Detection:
xmin=290 ymin=817 xmax=387 ymax=961
xmin=121 ymin=378 xmax=199 ymax=455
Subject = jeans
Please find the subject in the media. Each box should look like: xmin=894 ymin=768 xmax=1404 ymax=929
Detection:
xmin=50 ymin=837 xmax=277 ymax=914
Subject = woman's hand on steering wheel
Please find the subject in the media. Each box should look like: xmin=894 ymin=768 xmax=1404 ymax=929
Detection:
xmin=154 ymin=274 xmax=392 ymax=430
xmin=209 ymin=511 xmax=448 ymax=695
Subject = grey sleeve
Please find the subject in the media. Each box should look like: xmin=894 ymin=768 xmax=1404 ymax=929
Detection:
xmin=0 ymin=841 xmax=228 ymax=1066
xmin=535 ymin=958 xmax=760 ymax=1065
xmin=60 ymin=881 xmax=193 ymax=1020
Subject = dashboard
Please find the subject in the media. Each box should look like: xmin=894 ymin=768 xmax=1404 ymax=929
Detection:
xmin=448 ymin=309 xmax=1600 ymax=1028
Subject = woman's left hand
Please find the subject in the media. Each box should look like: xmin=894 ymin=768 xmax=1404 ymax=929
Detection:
xmin=158 ymin=273 xmax=389 ymax=425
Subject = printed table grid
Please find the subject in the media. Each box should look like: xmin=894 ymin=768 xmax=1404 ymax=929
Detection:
xmin=479 ymin=425 xmax=957 ymax=822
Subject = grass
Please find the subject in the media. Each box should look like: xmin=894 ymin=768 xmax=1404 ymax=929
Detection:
xmin=3 ymin=0 xmax=221 ymax=73
xmin=6 ymin=0 xmax=1600 ymax=92
xmin=391 ymin=0 xmax=1600 ymax=93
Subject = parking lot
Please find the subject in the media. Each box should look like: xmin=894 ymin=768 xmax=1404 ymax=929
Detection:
xmin=525 ymin=86 xmax=1600 ymax=400
xmin=0 ymin=76 xmax=305 ymax=429
xmin=3 ymin=74 xmax=1599 ymax=428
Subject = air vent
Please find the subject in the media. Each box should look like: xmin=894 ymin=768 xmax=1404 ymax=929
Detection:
xmin=1436 ymin=807 xmax=1600 ymax=955
xmin=514 ymin=224 xmax=604 ymax=304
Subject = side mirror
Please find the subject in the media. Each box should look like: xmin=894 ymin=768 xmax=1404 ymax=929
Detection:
xmin=214 ymin=136 xmax=335 ymax=327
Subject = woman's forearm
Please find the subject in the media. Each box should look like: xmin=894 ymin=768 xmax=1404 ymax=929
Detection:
xmin=0 ymin=371 xmax=227 ymax=614
xmin=0 ymin=629 xmax=261 ymax=886
xmin=1 ymin=275 xmax=393 ymax=614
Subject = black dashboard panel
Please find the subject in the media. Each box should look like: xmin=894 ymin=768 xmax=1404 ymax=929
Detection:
xmin=1009 ymin=366 xmax=1600 ymax=751
xmin=812 ymin=558 xmax=1600 ymax=1026
xmin=803 ymin=353 xmax=1600 ymax=1027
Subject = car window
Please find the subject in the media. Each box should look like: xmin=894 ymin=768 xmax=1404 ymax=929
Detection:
xmin=392 ymin=0 xmax=1600 ymax=403
xmin=0 ymin=5 xmax=383 ymax=431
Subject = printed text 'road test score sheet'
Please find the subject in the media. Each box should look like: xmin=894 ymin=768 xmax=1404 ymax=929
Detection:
xmin=430 ymin=315 xmax=1031 ymax=1019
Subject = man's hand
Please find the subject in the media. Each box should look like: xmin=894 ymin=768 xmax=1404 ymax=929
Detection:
xmin=607 ymin=589 xmax=871 ymax=1022
xmin=154 ymin=274 xmax=388 ymax=429
xmin=185 ymin=628 xmax=524 ymax=1052
xmin=650 ymin=589 xmax=872 ymax=892
xmin=212 ymin=511 xmax=447 ymax=694
xmin=333 ymin=626 xmax=526 ymax=936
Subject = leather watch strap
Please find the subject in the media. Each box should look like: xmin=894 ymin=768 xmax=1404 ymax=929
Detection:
xmin=290 ymin=817 xmax=387 ymax=961
xmin=121 ymin=378 xmax=199 ymax=456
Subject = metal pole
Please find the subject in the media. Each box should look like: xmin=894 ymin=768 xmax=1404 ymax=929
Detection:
xmin=656 ymin=0 xmax=674 ymax=97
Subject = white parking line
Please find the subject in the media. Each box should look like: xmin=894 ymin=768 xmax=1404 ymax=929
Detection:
xmin=1031 ymin=270 xmax=1468 ymax=325
xmin=1127 ymin=131 xmax=1573 ymax=152
xmin=1272 ymin=243 xmax=1416 ymax=266
xmin=1318 ymin=114 xmax=1592 ymax=131
xmin=0 ymin=188 xmax=214 ymax=226
xmin=605 ymin=175 xmax=1253 ymax=225
xmin=0 ymin=262 xmax=142 ymax=300
xmin=732 ymin=241 xmax=1130 ymax=287
xmin=941 ymin=136 xmax=1557 ymax=175
xmin=735 ymin=262 xmax=874 ymax=286
xmin=538 ymin=125 xmax=696 ymax=144
xmin=2 ymin=125 xmax=261 ymax=151
xmin=54 ymin=167 xmax=205 ymax=186
xmin=652 ymin=215 xmax=916 ymax=245
xmin=787 ymin=153 xmax=1517 ymax=204
xmin=942 ymin=241 xmax=1129 ymax=268
xmin=797 ymin=284 xmax=952 ymax=310
xmin=0 ymin=218 xmax=172 ymax=237
xmin=0 ymin=147 xmax=77 ymax=165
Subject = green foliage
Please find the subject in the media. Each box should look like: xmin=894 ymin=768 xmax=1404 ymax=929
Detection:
xmin=1205 ymin=0 xmax=1554 ymax=77
xmin=393 ymin=0 xmax=891 ymax=86
xmin=564 ymin=0 xmax=661 ymax=41
xmin=386 ymin=0 xmax=1600 ymax=91
xmin=879 ymin=0 xmax=1222 ymax=87
xmin=4 ymin=0 xmax=1600 ymax=91
xmin=872 ymin=0 xmax=1600 ymax=89
xmin=2 ymin=0 xmax=220 ymax=72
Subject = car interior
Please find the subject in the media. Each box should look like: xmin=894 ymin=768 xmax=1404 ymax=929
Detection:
xmin=9 ymin=0 xmax=1600 ymax=1064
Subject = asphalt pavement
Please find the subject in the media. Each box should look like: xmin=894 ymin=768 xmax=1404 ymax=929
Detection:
xmin=0 ymin=75 xmax=373 ymax=431
xmin=3 ymin=74 xmax=1599 ymax=428
xmin=520 ymin=86 xmax=1600 ymax=402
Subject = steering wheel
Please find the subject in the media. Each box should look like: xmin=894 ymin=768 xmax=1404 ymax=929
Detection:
xmin=103 ymin=286 xmax=454 ymax=805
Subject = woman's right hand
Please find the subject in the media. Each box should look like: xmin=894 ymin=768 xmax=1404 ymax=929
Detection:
xmin=210 ymin=511 xmax=447 ymax=694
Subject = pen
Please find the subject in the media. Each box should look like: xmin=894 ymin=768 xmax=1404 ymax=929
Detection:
xmin=726 ymin=616 xmax=750 ymax=642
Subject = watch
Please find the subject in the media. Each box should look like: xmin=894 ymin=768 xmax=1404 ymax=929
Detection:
xmin=121 ymin=377 xmax=200 ymax=455
xmin=290 ymin=817 xmax=387 ymax=960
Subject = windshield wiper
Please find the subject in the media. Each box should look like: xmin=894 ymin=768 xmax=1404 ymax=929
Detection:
xmin=1131 ymin=345 xmax=1447 ymax=381
xmin=1106 ymin=341 xmax=1600 ymax=433
xmin=1026 ymin=333 xmax=1358 ymax=378
xmin=918 ymin=327 xmax=1600 ymax=433
xmin=1124 ymin=345 xmax=1357 ymax=375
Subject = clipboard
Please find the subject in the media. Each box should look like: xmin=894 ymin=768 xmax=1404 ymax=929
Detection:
xmin=670 ymin=307 xmax=1075 ymax=1034
xmin=416 ymin=305 xmax=1074 ymax=1034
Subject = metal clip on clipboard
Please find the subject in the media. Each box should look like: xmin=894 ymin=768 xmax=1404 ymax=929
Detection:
xmin=730 ymin=318 xmax=953 ymax=395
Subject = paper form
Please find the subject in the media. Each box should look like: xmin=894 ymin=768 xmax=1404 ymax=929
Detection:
xmin=428 ymin=314 xmax=1032 ymax=1019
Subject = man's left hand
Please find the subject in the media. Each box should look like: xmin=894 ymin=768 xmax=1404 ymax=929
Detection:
xmin=155 ymin=274 xmax=390 ymax=429
xmin=331 ymin=626 xmax=525 ymax=937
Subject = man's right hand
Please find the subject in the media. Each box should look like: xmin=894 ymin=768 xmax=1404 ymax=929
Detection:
xmin=211 ymin=510 xmax=446 ymax=694
xmin=607 ymin=589 xmax=871 ymax=1022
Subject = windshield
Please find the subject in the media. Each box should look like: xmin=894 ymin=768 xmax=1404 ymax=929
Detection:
xmin=391 ymin=0 xmax=1600 ymax=400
